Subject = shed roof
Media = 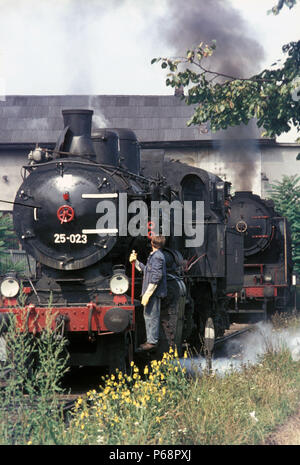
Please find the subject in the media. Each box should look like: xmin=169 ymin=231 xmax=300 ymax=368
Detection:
xmin=0 ymin=94 xmax=261 ymax=144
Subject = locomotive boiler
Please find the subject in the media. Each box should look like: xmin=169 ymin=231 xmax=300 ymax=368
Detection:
xmin=0 ymin=109 xmax=244 ymax=370
xmin=227 ymin=191 xmax=293 ymax=321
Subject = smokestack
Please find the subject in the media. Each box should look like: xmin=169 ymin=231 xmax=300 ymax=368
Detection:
xmin=56 ymin=109 xmax=96 ymax=159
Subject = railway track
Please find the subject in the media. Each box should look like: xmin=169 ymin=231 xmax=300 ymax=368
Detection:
xmin=0 ymin=367 xmax=95 ymax=418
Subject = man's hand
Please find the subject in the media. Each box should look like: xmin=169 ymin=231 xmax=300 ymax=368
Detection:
xmin=129 ymin=250 xmax=137 ymax=263
xmin=141 ymin=293 xmax=150 ymax=306
xmin=141 ymin=283 xmax=157 ymax=306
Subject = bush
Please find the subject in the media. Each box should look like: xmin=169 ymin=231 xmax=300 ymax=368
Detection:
xmin=269 ymin=175 xmax=300 ymax=275
xmin=0 ymin=311 xmax=69 ymax=445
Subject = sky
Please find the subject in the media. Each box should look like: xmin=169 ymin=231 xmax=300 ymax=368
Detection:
xmin=0 ymin=0 xmax=299 ymax=141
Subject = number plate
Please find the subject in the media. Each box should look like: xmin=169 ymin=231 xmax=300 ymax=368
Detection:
xmin=54 ymin=233 xmax=88 ymax=244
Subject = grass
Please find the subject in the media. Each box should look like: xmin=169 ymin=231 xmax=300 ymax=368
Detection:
xmin=1 ymin=312 xmax=300 ymax=444
xmin=65 ymin=346 xmax=300 ymax=445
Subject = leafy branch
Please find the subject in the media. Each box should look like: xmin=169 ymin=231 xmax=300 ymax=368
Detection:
xmin=152 ymin=40 xmax=300 ymax=138
xmin=268 ymin=0 xmax=298 ymax=15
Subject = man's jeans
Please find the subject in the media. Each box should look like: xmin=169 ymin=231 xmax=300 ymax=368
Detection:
xmin=143 ymin=295 xmax=160 ymax=344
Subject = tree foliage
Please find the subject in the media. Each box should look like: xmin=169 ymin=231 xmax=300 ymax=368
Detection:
xmin=0 ymin=213 xmax=23 ymax=274
xmin=152 ymin=3 xmax=300 ymax=139
xmin=268 ymin=0 xmax=298 ymax=15
xmin=269 ymin=175 xmax=300 ymax=274
xmin=0 ymin=212 xmax=14 ymax=252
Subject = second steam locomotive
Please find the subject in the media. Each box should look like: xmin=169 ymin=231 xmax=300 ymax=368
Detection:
xmin=227 ymin=190 xmax=293 ymax=321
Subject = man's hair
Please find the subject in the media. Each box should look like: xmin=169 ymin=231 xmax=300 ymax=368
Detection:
xmin=151 ymin=235 xmax=166 ymax=249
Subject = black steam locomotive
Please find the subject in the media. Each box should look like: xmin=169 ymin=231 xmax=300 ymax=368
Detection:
xmin=227 ymin=191 xmax=293 ymax=321
xmin=0 ymin=109 xmax=244 ymax=370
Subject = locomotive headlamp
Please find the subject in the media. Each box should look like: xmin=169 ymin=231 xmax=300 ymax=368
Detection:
xmin=0 ymin=274 xmax=20 ymax=298
xmin=264 ymin=273 xmax=272 ymax=283
xmin=110 ymin=265 xmax=129 ymax=295
xmin=28 ymin=146 xmax=48 ymax=163
xmin=216 ymin=182 xmax=224 ymax=190
xmin=110 ymin=273 xmax=129 ymax=295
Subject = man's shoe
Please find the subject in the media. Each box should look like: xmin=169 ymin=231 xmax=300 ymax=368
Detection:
xmin=136 ymin=342 xmax=158 ymax=352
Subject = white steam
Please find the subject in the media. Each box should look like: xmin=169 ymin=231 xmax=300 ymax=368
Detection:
xmin=181 ymin=321 xmax=300 ymax=376
xmin=88 ymin=96 xmax=111 ymax=129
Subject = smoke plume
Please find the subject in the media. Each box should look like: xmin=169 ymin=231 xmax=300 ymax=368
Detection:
xmin=158 ymin=0 xmax=266 ymax=192
xmin=160 ymin=0 xmax=265 ymax=78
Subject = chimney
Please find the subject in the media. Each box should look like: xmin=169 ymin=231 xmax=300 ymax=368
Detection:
xmin=55 ymin=109 xmax=96 ymax=159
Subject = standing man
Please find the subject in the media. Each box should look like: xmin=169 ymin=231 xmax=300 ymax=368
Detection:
xmin=129 ymin=236 xmax=167 ymax=351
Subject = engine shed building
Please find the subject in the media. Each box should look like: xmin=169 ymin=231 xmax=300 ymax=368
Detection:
xmin=0 ymin=94 xmax=299 ymax=212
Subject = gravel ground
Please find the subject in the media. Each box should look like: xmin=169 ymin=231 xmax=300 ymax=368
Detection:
xmin=263 ymin=407 xmax=300 ymax=445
